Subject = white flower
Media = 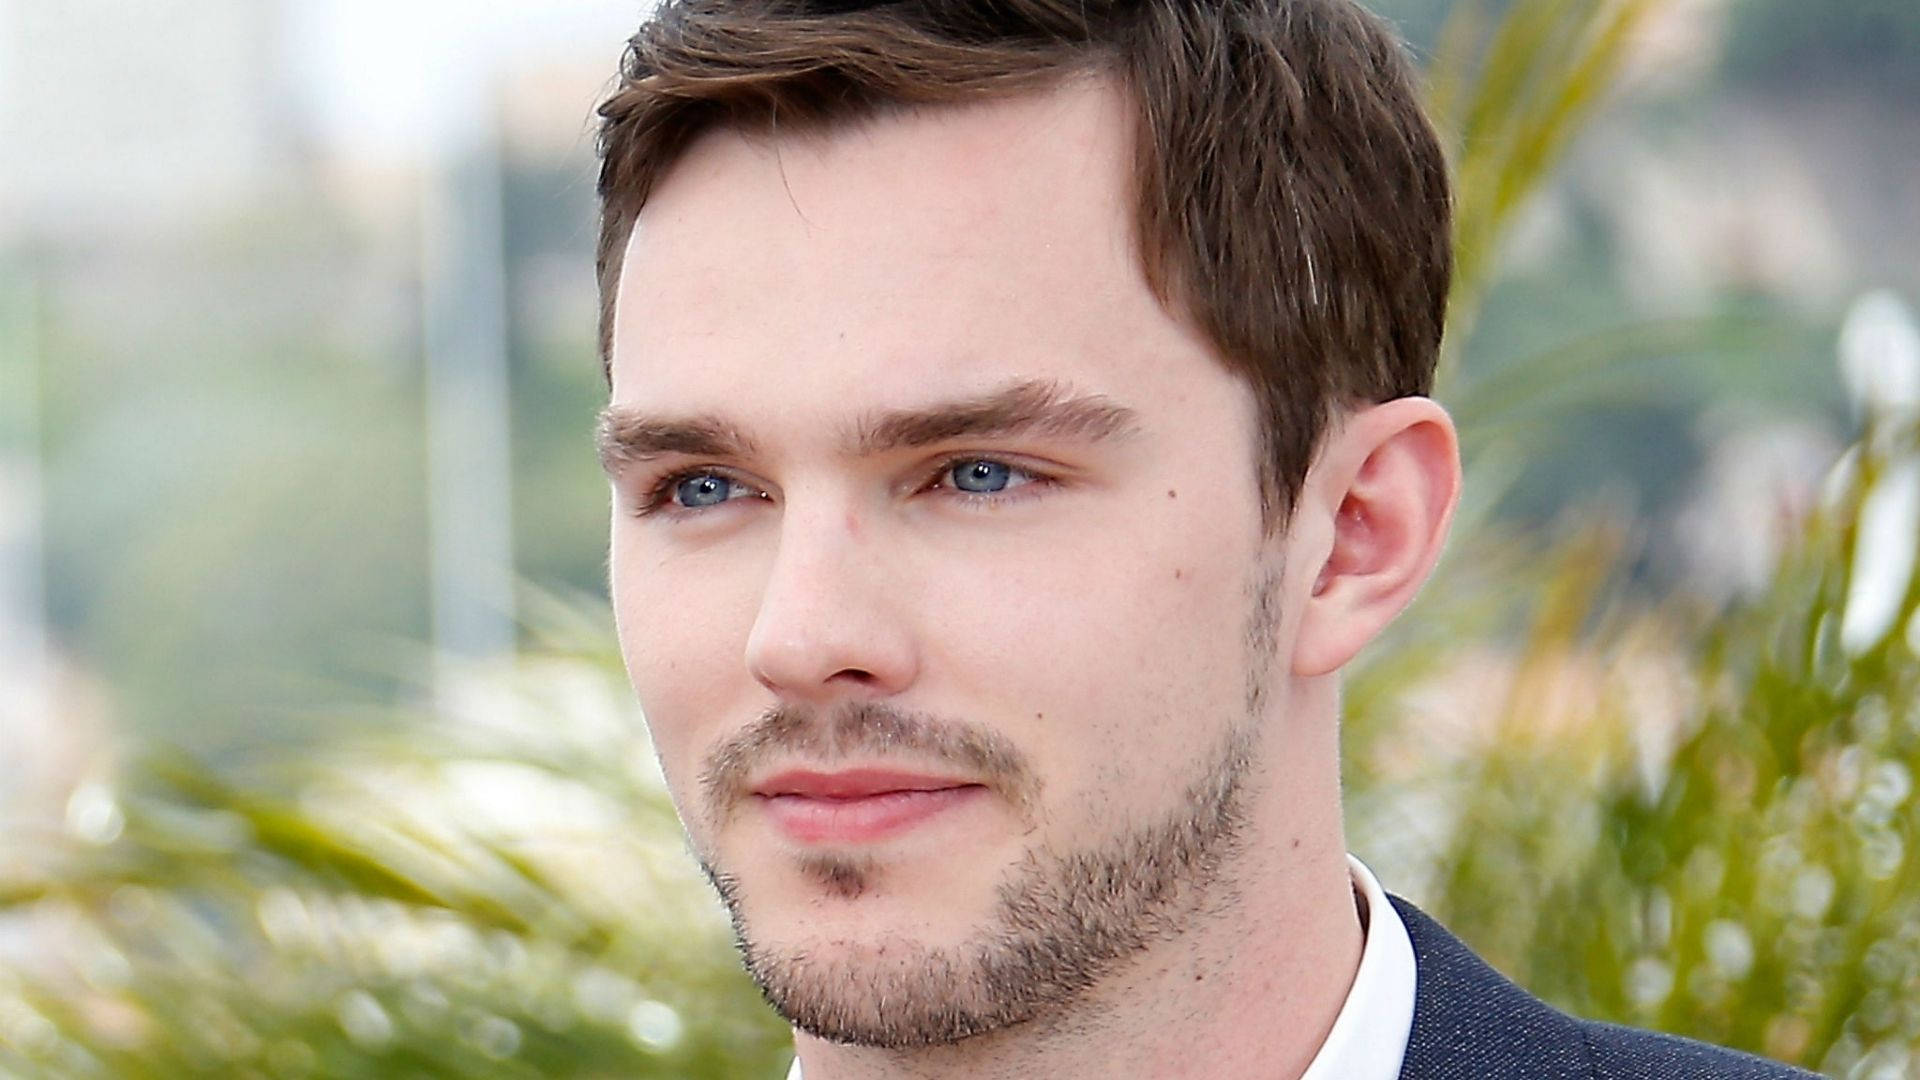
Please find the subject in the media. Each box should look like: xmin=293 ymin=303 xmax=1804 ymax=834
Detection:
xmin=1839 ymin=290 xmax=1920 ymax=418
xmin=1841 ymin=458 xmax=1920 ymax=655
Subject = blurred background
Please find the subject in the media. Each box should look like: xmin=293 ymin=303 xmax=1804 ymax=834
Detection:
xmin=2 ymin=0 xmax=1919 ymax=1076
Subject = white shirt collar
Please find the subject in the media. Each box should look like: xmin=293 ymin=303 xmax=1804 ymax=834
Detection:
xmin=1300 ymin=854 xmax=1416 ymax=1080
xmin=786 ymin=854 xmax=1416 ymax=1080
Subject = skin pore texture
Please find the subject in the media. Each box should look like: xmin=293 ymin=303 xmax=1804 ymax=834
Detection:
xmin=603 ymin=78 xmax=1460 ymax=1080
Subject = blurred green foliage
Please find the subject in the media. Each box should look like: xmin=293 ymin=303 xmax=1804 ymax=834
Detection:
xmin=1345 ymin=407 xmax=1920 ymax=1075
xmin=1 ymin=597 xmax=794 ymax=1078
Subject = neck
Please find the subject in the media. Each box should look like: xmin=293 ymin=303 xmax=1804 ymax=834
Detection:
xmin=792 ymin=700 xmax=1361 ymax=1080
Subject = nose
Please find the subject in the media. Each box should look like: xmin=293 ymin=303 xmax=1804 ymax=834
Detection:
xmin=744 ymin=505 xmax=920 ymax=705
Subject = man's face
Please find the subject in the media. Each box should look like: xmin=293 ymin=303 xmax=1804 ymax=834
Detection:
xmin=604 ymin=80 xmax=1308 ymax=1046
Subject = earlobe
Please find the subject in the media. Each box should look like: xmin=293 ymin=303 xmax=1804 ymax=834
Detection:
xmin=1291 ymin=398 xmax=1460 ymax=678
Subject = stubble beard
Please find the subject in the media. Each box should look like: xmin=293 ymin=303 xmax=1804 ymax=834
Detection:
xmin=696 ymin=563 xmax=1283 ymax=1050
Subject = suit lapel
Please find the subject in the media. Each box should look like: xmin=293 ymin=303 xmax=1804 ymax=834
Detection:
xmin=1391 ymin=897 xmax=1594 ymax=1080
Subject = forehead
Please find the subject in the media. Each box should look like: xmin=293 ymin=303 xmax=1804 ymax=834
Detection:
xmin=608 ymin=78 xmax=1235 ymax=430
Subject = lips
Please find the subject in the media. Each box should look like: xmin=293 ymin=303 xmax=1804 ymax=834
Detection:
xmin=752 ymin=768 xmax=986 ymax=845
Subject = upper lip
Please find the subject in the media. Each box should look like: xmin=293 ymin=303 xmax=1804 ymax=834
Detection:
xmin=752 ymin=768 xmax=981 ymax=800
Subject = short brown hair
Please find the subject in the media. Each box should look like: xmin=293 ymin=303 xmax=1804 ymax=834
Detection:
xmin=596 ymin=0 xmax=1451 ymax=520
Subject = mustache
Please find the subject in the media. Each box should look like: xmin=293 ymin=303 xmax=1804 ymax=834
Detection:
xmin=698 ymin=701 xmax=1041 ymax=826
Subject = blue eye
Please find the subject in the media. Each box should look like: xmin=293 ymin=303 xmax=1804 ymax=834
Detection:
xmin=949 ymin=460 xmax=1015 ymax=494
xmin=674 ymin=472 xmax=742 ymax=508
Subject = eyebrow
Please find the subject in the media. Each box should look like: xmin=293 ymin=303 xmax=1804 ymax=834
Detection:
xmin=595 ymin=412 xmax=760 ymax=475
xmin=852 ymin=380 xmax=1141 ymax=455
xmin=596 ymin=379 xmax=1140 ymax=476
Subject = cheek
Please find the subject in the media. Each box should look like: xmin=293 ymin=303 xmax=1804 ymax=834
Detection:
xmin=610 ymin=545 xmax=764 ymax=786
xmin=918 ymin=509 xmax=1259 ymax=786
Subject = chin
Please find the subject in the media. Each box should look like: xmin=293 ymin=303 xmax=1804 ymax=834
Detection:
xmin=742 ymin=927 xmax=1032 ymax=1049
xmin=704 ymin=853 xmax=1029 ymax=1047
xmin=700 ymin=844 xmax=1152 ymax=1051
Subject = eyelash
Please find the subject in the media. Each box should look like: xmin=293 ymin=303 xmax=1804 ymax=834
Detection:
xmin=630 ymin=472 xmax=738 ymax=518
xmin=631 ymin=456 xmax=1053 ymax=520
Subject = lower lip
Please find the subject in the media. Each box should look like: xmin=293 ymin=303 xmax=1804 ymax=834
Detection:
xmin=759 ymin=786 xmax=986 ymax=845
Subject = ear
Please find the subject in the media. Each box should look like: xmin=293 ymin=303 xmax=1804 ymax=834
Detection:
xmin=1289 ymin=397 xmax=1460 ymax=678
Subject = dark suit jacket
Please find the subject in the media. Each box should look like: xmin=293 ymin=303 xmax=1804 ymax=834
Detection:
xmin=1391 ymin=897 xmax=1819 ymax=1079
